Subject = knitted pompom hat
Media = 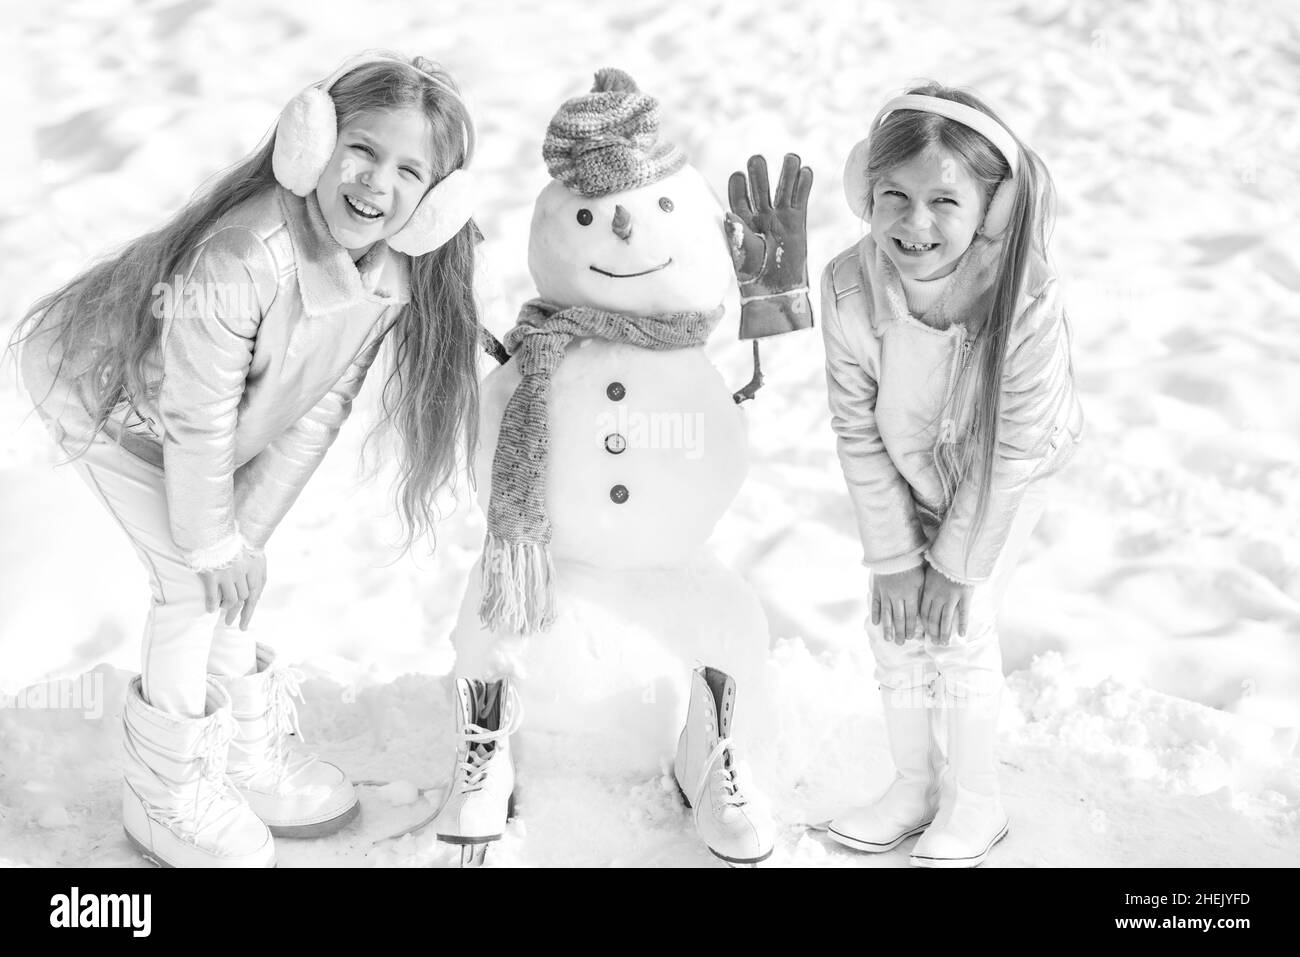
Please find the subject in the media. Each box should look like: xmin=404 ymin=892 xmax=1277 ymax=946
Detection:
xmin=542 ymin=68 xmax=686 ymax=197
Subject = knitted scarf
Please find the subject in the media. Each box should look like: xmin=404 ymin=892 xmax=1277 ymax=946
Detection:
xmin=479 ymin=299 xmax=724 ymax=635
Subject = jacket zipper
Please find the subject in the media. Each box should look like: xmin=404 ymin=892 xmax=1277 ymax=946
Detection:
xmin=933 ymin=333 xmax=974 ymax=511
xmin=939 ymin=334 xmax=973 ymax=444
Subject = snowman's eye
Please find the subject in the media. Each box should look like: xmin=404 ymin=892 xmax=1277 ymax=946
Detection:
xmin=576 ymin=209 xmax=593 ymax=226
xmin=658 ymin=197 xmax=674 ymax=212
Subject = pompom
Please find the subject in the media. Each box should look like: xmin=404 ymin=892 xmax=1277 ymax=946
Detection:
xmin=592 ymin=67 xmax=639 ymax=94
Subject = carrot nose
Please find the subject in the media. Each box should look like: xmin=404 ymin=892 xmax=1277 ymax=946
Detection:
xmin=612 ymin=205 xmax=632 ymax=241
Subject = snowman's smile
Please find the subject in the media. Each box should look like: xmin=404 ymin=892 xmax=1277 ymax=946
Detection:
xmin=589 ymin=258 xmax=674 ymax=279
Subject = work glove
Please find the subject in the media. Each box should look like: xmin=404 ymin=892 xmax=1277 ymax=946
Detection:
xmin=725 ymin=153 xmax=815 ymax=339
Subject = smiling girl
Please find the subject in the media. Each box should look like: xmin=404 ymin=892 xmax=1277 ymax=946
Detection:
xmin=13 ymin=52 xmax=480 ymax=867
xmin=820 ymin=83 xmax=1083 ymax=867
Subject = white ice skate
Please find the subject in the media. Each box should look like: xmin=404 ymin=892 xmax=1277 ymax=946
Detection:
xmin=122 ymin=677 xmax=276 ymax=868
xmin=215 ymin=645 xmax=359 ymax=838
xmin=673 ymin=666 xmax=775 ymax=867
xmin=430 ymin=676 xmax=522 ymax=867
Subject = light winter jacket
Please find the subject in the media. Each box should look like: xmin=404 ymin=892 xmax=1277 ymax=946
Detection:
xmin=821 ymin=233 xmax=1083 ymax=584
xmin=22 ymin=186 xmax=410 ymax=570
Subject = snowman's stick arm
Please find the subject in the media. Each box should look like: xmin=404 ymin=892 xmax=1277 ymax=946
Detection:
xmin=732 ymin=340 xmax=764 ymax=405
xmin=480 ymin=328 xmax=511 ymax=365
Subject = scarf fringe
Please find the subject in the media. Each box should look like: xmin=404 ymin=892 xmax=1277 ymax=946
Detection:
xmin=478 ymin=532 xmax=558 ymax=635
xmin=479 ymin=300 xmax=724 ymax=637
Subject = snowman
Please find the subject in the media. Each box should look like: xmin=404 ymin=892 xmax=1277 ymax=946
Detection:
xmin=431 ymin=69 xmax=812 ymax=866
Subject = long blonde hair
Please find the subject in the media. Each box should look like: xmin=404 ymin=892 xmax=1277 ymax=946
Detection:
xmin=11 ymin=55 xmax=481 ymax=547
xmin=864 ymin=81 xmax=1056 ymax=551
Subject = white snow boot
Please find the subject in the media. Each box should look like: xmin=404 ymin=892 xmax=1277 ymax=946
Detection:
xmin=214 ymin=645 xmax=359 ymax=838
xmin=431 ymin=676 xmax=521 ymax=866
xmin=910 ymin=677 xmax=1008 ymax=868
xmin=673 ymin=666 xmax=775 ymax=866
xmin=122 ymin=676 xmax=276 ymax=868
xmin=828 ymin=681 xmax=945 ymax=853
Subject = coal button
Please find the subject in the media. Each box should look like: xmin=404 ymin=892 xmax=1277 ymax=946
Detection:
xmin=609 ymin=484 xmax=629 ymax=504
xmin=606 ymin=381 xmax=626 ymax=401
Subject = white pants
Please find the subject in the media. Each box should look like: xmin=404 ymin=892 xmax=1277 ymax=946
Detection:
xmin=869 ymin=481 xmax=1049 ymax=700
xmin=40 ymin=416 xmax=256 ymax=717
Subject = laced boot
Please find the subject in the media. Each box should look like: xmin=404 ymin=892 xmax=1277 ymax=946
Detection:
xmin=432 ymin=676 xmax=522 ymax=866
xmin=673 ymin=666 xmax=775 ymax=866
xmin=122 ymin=676 xmax=275 ymax=867
xmin=215 ymin=645 xmax=359 ymax=837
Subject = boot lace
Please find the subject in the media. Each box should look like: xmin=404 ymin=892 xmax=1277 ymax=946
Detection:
xmin=371 ymin=684 xmax=524 ymax=845
xmin=153 ymin=709 xmax=245 ymax=842
xmin=265 ymin=666 xmax=310 ymax=785
xmin=226 ymin=666 xmax=308 ymax=790
xmin=693 ymin=737 xmax=751 ymax=812
xmin=455 ymin=686 xmax=524 ymax=796
xmin=267 ymin=667 xmax=306 ymax=742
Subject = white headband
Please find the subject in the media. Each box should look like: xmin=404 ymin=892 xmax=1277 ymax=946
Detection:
xmin=871 ymin=94 xmax=1019 ymax=176
xmin=318 ymin=53 xmax=477 ymax=166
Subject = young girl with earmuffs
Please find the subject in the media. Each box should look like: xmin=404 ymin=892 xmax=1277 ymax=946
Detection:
xmin=13 ymin=51 xmax=482 ymax=868
xmin=821 ymin=83 xmax=1084 ymax=867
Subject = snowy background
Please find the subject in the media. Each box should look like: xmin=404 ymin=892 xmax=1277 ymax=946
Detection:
xmin=1 ymin=0 xmax=1298 ymax=867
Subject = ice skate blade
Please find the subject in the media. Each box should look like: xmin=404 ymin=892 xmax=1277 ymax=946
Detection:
xmin=460 ymin=844 xmax=490 ymax=868
xmin=434 ymin=833 xmax=498 ymax=867
xmin=910 ymin=823 xmax=1009 ymax=869
xmin=436 ymin=832 xmax=502 ymax=845
xmin=827 ymin=818 xmax=934 ymax=854
xmin=267 ymin=798 xmax=361 ymax=839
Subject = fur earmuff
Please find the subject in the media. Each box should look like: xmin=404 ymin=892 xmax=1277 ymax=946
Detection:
xmin=387 ymin=168 xmax=477 ymax=256
xmin=272 ymin=86 xmax=339 ymax=197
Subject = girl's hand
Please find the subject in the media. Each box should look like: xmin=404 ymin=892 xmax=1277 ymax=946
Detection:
xmin=871 ymin=565 xmax=926 ymax=644
xmin=199 ymin=550 xmax=268 ymax=630
xmin=921 ymin=565 xmax=973 ymax=645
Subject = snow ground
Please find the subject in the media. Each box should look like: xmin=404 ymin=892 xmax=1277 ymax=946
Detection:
xmin=1 ymin=0 xmax=1297 ymax=867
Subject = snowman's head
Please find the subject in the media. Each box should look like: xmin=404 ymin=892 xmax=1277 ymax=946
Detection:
xmin=528 ymin=68 xmax=732 ymax=315
xmin=528 ymin=165 xmax=732 ymax=315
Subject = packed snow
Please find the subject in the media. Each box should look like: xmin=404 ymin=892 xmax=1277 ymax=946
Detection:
xmin=1 ymin=0 xmax=1297 ymax=867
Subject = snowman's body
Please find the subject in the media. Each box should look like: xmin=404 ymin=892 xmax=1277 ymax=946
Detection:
xmin=450 ymin=165 xmax=773 ymax=774
xmin=481 ymin=340 xmax=747 ymax=569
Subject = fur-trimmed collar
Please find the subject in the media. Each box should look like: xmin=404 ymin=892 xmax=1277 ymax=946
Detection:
xmin=277 ymin=188 xmax=411 ymax=316
xmin=857 ymin=233 xmax=1054 ymax=336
